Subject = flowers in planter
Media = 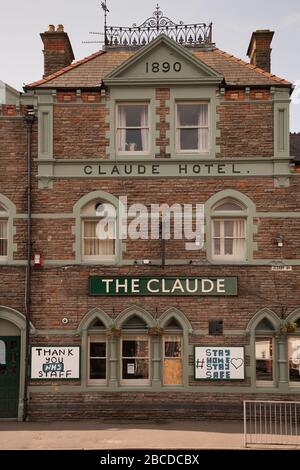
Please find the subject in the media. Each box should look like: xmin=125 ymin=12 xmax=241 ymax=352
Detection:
xmin=106 ymin=322 xmax=121 ymax=337
xmin=278 ymin=321 xmax=297 ymax=335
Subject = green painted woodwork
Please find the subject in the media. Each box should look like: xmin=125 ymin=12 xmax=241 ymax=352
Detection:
xmin=0 ymin=336 xmax=20 ymax=418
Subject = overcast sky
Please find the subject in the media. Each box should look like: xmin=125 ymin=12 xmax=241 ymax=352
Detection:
xmin=1 ymin=0 xmax=299 ymax=131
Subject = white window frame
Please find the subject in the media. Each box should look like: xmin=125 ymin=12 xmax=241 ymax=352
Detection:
xmin=163 ymin=334 xmax=183 ymax=386
xmin=212 ymin=217 xmax=246 ymax=261
xmin=255 ymin=336 xmax=275 ymax=387
xmin=116 ymin=102 xmax=150 ymax=156
xmin=175 ymin=101 xmax=210 ymax=154
xmin=288 ymin=336 xmax=300 ymax=386
xmin=120 ymin=335 xmax=150 ymax=386
xmin=87 ymin=335 xmax=107 ymax=385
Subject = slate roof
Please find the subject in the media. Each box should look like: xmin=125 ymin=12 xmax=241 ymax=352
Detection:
xmin=25 ymin=44 xmax=291 ymax=89
xmin=291 ymin=133 xmax=300 ymax=162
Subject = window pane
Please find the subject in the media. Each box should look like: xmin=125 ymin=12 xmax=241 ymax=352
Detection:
xmin=119 ymin=105 xmax=148 ymax=127
xmin=180 ymin=129 xmax=198 ymax=150
xmin=122 ymin=359 xmax=148 ymax=380
xmin=215 ymin=201 xmax=243 ymax=211
xmin=224 ymin=238 xmax=233 ymax=254
xmin=288 ymin=337 xmax=300 ymax=382
xmin=0 ymin=221 xmax=7 ymax=257
xmin=213 ymin=220 xmax=220 ymax=237
xmin=224 ymin=220 xmax=234 ymax=237
xmin=255 ymin=337 xmax=273 ymax=381
xmin=125 ymin=129 xmax=148 ymax=151
xmin=90 ymin=342 xmax=106 ymax=357
xmin=83 ymin=220 xmax=115 ymax=257
xmin=0 ymin=240 xmax=7 ymax=257
xmin=178 ymin=104 xmax=208 ymax=127
xmin=165 ymin=341 xmax=182 ymax=358
xmin=213 ymin=238 xmax=220 ymax=255
xmin=122 ymin=340 xmax=148 ymax=358
xmin=178 ymin=104 xmax=201 ymax=126
xmin=90 ymin=359 xmax=106 ymax=380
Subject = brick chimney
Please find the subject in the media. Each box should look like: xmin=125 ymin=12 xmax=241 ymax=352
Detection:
xmin=40 ymin=25 xmax=75 ymax=78
xmin=247 ymin=30 xmax=274 ymax=72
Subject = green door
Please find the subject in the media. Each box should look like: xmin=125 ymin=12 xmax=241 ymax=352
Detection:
xmin=0 ymin=336 xmax=20 ymax=418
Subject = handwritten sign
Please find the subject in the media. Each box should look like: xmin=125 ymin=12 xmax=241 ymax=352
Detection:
xmin=194 ymin=347 xmax=245 ymax=380
xmin=30 ymin=346 xmax=80 ymax=379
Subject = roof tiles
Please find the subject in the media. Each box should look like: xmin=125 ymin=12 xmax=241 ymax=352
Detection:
xmin=25 ymin=45 xmax=291 ymax=89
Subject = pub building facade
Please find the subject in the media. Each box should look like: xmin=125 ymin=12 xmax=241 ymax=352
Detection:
xmin=1 ymin=6 xmax=300 ymax=421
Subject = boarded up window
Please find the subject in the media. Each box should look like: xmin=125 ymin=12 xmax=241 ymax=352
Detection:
xmin=163 ymin=335 xmax=183 ymax=385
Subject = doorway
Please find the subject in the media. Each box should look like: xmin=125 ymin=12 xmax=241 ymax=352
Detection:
xmin=0 ymin=336 xmax=21 ymax=418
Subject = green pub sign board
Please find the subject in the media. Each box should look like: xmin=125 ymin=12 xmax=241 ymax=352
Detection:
xmin=89 ymin=276 xmax=238 ymax=296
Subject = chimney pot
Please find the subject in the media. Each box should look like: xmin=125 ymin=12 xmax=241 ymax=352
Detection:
xmin=247 ymin=29 xmax=274 ymax=73
xmin=40 ymin=25 xmax=75 ymax=78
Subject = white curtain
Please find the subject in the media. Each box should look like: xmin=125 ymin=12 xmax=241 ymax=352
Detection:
xmin=83 ymin=221 xmax=114 ymax=256
xmin=233 ymin=219 xmax=245 ymax=258
xmin=198 ymin=104 xmax=208 ymax=152
xmin=140 ymin=106 xmax=148 ymax=151
xmin=118 ymin=106 xmax=126 ymax=151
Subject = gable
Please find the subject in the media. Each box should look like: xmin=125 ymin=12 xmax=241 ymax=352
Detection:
xmin=104 ymin=35 xmax=223 ymax=86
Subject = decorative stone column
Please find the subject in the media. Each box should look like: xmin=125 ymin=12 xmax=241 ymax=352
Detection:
xmin=151 ymin=336 xmax=162 ymax=388
xmin=108 ymin=335 xmax=119 ymax=389
xmin=277 ymin=335 xmax=288 ymax=388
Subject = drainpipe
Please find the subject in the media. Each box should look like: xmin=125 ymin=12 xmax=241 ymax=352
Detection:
xmin=23 ymin=108 xmax=35 ymax=421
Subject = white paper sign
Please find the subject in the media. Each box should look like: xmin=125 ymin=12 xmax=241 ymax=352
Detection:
xmin=127 ymin=363 xmax=135 ymax=374
xmin=31 ymin=346 xmax=80 ymax=379
xmin=195 ymin=347 xmax=244 ymax=380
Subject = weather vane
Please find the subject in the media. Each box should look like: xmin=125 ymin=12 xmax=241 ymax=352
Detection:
xmin=101 ymin=0 xmax=109 ymax=43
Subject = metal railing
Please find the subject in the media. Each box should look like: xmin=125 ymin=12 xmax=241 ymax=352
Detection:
xmin=244 ymin=400 xmax=300 ymax=447
xmin=104 ymin=5 xmax=213 ymax=48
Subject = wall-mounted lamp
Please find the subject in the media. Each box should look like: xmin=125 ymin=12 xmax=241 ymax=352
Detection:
xmin=276 ymin=235 xmax=284 ymax=248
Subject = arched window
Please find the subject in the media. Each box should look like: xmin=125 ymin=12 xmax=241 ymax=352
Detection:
xmin=0 ymin=203 xmax=8 ymax=260
xmin=87 ymin=317 xmax=107 ymax=385
xmin=211 ymin=198 xmax=247 ymax=261
xmin=81 ymin=199 xmax=116 ymax=262
xmin=163 ymin=318 xmax=183 ymax=385
xmin=255 ymin=318 xmax=275 ymax=385
xmin=120 ymin=315 xmax=150 ymax=385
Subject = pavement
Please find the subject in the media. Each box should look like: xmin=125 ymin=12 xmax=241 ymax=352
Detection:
xmin=0 ymin=419 xmax=244 ymax=450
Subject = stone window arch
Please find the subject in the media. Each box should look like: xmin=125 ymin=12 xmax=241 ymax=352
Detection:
xmin=246 ymin=308 xmax=279 ymax=387
xmin=77 ymin=308 xmax=112 ymax=387
xmin=0 ymin=194 xmax=16 ymax=263
xmin=116 ymin=306 xmax=154 ymax=386
xmin=159 ymin=307 xmax=192 ymax=387
xmin=73 ymin=190 xmax=121 ymax=264
xmin=205 ymin=190 xmax=256 ymax=263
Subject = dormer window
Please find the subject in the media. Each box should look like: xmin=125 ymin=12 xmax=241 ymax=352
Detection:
xmin=117 ymin=103 xmax=149 ymax=155
xmin=176 ymin=102 xmax=209 ymax=153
